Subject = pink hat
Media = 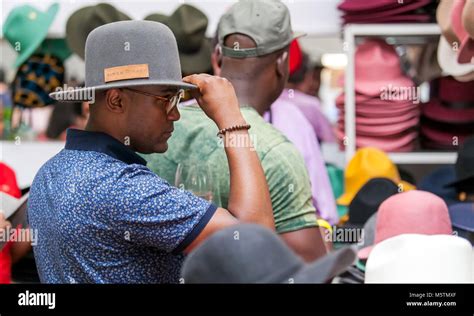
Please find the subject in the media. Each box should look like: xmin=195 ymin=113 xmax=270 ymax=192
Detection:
xmin=353 ymin=110 xmax=419 ymax=125
xmin=342 ymin=0 xmax=430 ymax=21
xmin=335 ymin=93 xmax=374 ymax=105
xmin=357 ymin=104 xmax=419 ymax=117
xmin=347 ymin=106 xmax=419 ymax=118
xmin=336 ymin=129 xmax=417 ymax=152
xmin=355 ymin=39 xmax=415 ymax=97
xmin=358 ymin=190 xmax=453 ymax=260
xmin=438 ymin=76 xmax=474 ymax=103
xmin=339 ymin=116 xmax=419 ymax=136
xmin=452 ymin=0 xmax=474 ymax=64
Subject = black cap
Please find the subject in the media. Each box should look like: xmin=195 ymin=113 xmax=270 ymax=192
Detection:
xmin=347 ymin=178 xmax=400 ymax=226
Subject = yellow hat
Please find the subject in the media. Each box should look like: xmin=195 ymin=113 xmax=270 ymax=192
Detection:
xmin=337 ymin=147 xmax=415 ymax=206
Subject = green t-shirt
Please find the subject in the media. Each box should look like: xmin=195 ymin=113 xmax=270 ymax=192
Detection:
xmin=143 ymin=105 xmax=317 ymax=234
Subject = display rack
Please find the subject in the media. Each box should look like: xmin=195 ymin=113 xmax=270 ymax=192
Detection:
xmin=342 ymin=23 xmax=457 ymax=165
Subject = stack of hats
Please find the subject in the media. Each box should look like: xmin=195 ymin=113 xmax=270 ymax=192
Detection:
xmin=437 ymin=0 xmax=474 ymax=81
xmin=3 ymin=3 xmax=71 ymax=108
xmin=338 ymin=0 xmax=436 ymax=25
xmin=336 ymin=39 xmax=420 ymax=152
xmin=146 ymin=4 xmax=211 ymax=76
xmin=420 ymin=77 xmax=474 ymax=150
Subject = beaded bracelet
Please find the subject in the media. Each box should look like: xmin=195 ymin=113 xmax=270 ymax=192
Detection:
xmin=217 ymin=124 xmax=251 ymax=137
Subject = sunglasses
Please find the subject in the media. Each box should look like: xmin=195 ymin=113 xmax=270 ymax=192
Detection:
xmin=123 ymin=88 xmax=184 ymax=114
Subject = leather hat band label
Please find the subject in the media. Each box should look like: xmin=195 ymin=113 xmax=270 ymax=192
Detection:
xmin=104 ymin=64 xmax=150 ymax=83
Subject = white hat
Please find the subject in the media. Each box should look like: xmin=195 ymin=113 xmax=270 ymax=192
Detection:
xmin=365 ymin=234 xmax=473 ymax=283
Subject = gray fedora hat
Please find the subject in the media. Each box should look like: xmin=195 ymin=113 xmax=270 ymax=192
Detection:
xmin=50 ymin=20 xmax=196 ymax=102
xmin=181 ymin=223 xmax=356 ymax=283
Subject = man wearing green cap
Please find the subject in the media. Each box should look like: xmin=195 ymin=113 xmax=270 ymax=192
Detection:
xmin=145 ymin=0 xmax=328 ymax=262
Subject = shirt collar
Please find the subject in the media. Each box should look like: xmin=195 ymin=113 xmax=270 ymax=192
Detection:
xmin=65 ymin=129 xmax=147 ymax=166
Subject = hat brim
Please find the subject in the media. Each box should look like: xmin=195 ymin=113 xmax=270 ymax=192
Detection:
xmin=421 ymin=99 xmax=474 ymax=124
xmin=50 ymin=80 xmax=197 ymax=102
xmin=292 ymin=247 xmax=356 ymax=283
xmin=14 ymin=3 xmax=59 ymax=67
xmin=355 ymin=76 xmax=415 ymax=97
xmin=445 ymin=175 xmax=474 ymax=189
xmin=438 ymin=36 xmax=474 ymax=76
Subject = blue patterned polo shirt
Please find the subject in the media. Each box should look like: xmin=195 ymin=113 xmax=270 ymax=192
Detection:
xmin=28 ymin=129 xmax=217 ymax=283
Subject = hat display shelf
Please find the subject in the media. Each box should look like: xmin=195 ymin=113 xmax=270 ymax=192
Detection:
xmin=343 ymin=23 xmax=458 ymax=165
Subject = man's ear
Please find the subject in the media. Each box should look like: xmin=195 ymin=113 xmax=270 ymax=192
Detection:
xmin=105 ymin=89 xmax=125 ymax=113
xmin=276 ymin=51 xmax=289 ymax=78
xmin=211 ymin=44 xmax=223 ymax=76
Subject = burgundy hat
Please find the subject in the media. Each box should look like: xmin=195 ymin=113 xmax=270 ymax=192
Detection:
xmin=358 ymin=190 xmax=453 ymax=260
xmin=355 ymin=39 xmax=414 ymax=97
xmin=338 ymin=0 xmax=414 ymax=13
xmin=452 ymin=0 xmax=474 ymax=64
xmin=343 ymin=14 xmax=431 ymax=25
xmin=342 ymin=0 xmax=429 ymax=21
xmin=421 ymin=121 xmax=474 ymax=144
xmin=421 ymin=99 xmax=474 ymax=124
xmin=438 ymin=76 xmax=474 ymax=103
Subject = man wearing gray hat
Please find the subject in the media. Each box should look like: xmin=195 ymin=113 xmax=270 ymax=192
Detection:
xmin=146 ymin=0 xmax=328 ymax=262
xmin=27 ymin=20 xmax=274 ymax=283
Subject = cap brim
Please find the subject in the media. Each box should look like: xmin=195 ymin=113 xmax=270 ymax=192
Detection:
xmin=292 ymin=247 xmax=356 ymax=283
xmin=50 ymin=80 xmax=198 ymax=102
xmin=292 ymin=31 xmax=307 ymax=40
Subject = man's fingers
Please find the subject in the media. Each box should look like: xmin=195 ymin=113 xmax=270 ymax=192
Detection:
xmin=182 ymin=73 xmax=213 ymax=86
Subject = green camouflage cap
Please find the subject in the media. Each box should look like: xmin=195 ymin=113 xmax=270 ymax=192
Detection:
xmin=218 ymin=0 xmax=304 ymax=58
